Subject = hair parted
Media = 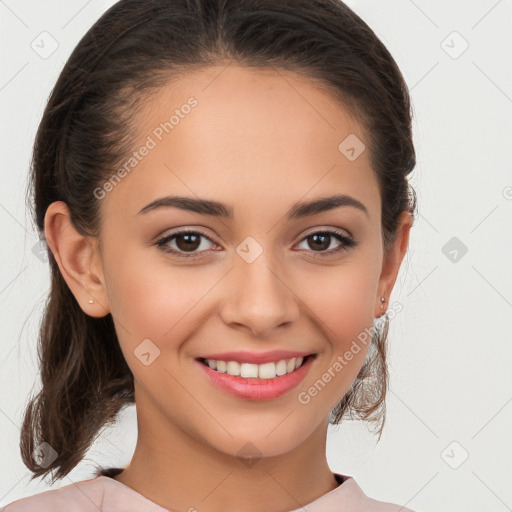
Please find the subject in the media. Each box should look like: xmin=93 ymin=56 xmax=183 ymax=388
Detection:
xmin=22 ymin=0 xmax=417 ymax=483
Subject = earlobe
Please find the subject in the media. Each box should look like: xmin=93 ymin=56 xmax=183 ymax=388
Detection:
xmin=43 ymin=201 xmax=110 ymax=317
xmin=375 ymin=210 xmax=413 ymax=317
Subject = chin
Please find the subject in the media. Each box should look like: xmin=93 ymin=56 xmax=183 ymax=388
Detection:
xmin=198 ymin=417 xmax=317 ymax=462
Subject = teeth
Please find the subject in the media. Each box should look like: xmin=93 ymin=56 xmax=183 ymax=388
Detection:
xmin=226 ymin=361 xmax=240 ymax=376
xmin=204 ymin=357 xmax=307 ymax=379
xmin=240 ymin=363 xmax=259 ymax=378
xmin=276 ymin=360 xmax=287 ymax=376
xmin=259 ymin=362 xmax=278 ymax=379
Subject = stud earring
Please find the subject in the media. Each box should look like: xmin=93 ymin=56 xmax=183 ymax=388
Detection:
xmin=380 ymin=296 xmax=388 ymax=309
xmin=88 ymin=299 xmax=94 ymax=304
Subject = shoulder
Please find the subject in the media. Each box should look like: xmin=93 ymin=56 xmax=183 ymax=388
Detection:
xmin=294 ymin=473 xmax=418 ymax=512
xmin=0 ymin=469 xmax=166 ymax=512
xmin=1 ymin=476 xmax=107 ymax=512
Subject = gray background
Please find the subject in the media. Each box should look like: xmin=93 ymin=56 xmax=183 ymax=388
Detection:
xmin=1 ymin=1 xmax=511 ymax=510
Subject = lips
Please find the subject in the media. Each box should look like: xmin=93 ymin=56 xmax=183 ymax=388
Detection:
xmin=195 ymin=351 xmax=317 ymax=400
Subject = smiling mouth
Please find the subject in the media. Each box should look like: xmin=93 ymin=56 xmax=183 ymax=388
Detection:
xmin=197 ymin=354 xmax=316 ymax=380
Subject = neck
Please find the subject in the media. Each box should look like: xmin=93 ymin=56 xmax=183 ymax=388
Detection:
xmin=113 ymin=389 xmax=339 ymax=512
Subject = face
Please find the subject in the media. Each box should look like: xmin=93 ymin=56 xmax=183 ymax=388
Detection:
xmin=48 ymin=64 xmax=410 ymax=461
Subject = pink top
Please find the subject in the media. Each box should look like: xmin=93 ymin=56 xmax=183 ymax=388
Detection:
xmin=1 ymin=468 xmax=416 ymax=511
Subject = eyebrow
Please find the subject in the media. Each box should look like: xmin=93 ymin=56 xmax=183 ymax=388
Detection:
xmin=137 ymin=194 xmax=369 ymax=220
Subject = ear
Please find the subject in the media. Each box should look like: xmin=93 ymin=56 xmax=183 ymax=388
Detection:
xmin=43 ymin=201 xmax=110 ymax=317
xmin=374 ymin=210 xmax=413 ymax=317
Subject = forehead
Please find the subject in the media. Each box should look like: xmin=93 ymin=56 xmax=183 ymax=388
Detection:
xmin=100 ymin=64 xmax=380 ymax=225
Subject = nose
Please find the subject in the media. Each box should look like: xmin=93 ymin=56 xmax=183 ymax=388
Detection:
xmin=218 ymin=250 xmax=300 ymax=338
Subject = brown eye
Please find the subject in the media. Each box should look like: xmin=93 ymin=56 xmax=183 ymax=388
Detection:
xmin=296 ymin=230 xmax=356 ymax=254
xmin=174 ymin=232 xmax=202 ymax=252
xmin=306 ymin=233 xmax=331 ymax=251
xmin=156 ymin=230 xmax=217 ymax=258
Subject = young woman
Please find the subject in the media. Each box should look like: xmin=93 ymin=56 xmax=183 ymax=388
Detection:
xmin=3 ymin=0 xmax=418 ymax=510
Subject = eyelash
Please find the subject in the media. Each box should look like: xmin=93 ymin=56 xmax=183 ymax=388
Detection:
xmin=155 ymin=228 xmax=357 ymax=259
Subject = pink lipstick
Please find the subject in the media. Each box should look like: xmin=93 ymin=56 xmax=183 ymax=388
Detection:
xmin=195 ymin=352 xmax=316 ymax=401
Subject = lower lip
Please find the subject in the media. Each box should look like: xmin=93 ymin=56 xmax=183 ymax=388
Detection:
xmin=196 ymin=356 xmax=315 ymax=401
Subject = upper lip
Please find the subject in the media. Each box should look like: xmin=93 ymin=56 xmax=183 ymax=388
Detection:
xmin=197 ymin=350 xmax=315 ymax=364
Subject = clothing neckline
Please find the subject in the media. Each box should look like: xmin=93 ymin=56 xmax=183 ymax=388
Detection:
xmin=96 ymin=470 xmax=355 ymax=511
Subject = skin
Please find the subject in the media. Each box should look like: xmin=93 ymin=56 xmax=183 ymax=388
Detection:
xmin=44 ymin=64 xmax=411 ymax=512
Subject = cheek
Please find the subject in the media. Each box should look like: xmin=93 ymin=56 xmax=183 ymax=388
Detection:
xmin=104 ymin=251 xmax=218 ymax=355
xmin=299 ymin=253 xmax=382 ymax=384
xmin=304 ymin=259 xmax=380 ymax=338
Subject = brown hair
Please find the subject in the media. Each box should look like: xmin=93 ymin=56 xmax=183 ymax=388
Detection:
xmin=21 ymin=0 xmax=417 ymax=483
